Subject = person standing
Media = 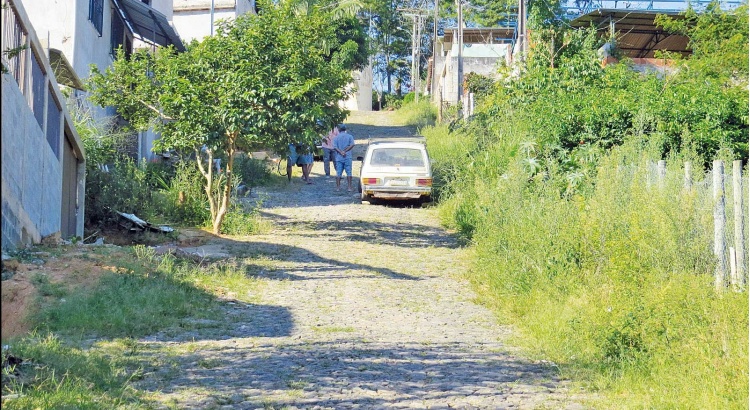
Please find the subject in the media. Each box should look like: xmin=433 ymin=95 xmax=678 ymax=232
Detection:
xmin=333 ymin=123 xmax=355 ymax=192
xmin=287 ymin=142 xmax=314 ymax=184
xmin=321 ymin=126 xmax=338 ymax=177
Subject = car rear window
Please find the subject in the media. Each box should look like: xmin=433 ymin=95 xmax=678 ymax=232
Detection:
xmin=370 ymin=148 xmax=425 ymax=167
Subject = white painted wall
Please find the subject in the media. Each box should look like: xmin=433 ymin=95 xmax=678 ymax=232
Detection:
xmin=438 ymin=44 xmax=509 ymax=105
xmin=172 ymin=8 xmax=236 ymax=42
xmin=151 ymin=0 xmax=175 ymax=20
xmin=342 ymin=66 xmax=373 ymax=111
xmin=172 ymin=0 xmax=255 ymax=42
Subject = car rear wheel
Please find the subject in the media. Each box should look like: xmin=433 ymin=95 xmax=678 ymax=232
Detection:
xmin=361 ymin=191 xmax=373 ymax=205
xmin=418 ymin=196 xmax=432 ymax=208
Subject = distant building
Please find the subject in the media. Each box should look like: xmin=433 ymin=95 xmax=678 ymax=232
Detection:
xmin=432 ymin=27 xmax=514 ymax=106
xmin=172 ymin=0 xmax=256 ymax=42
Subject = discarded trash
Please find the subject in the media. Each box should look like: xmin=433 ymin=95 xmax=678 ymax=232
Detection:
xmin=116 ymin=212 xmax=174 ymax=233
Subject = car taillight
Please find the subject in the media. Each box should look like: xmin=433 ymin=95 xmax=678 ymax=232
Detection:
xmin=362 ymin=178 xmax=380 ymax=185
xmin=416 ymin=178 xmax=432 ymax=186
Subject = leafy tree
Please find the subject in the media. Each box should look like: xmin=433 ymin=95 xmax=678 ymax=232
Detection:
xmin=368 ymin=0 xmax=412 ymax=96
xmin=284 ymin=0 xmax=370 ymax=70
xmin=441 ymin=0 xmax=516 ymax=27
xmin=88 ymin=1 xmax=351 ymax=234
xmin=656 ymin=2 xmax=748 ymax=81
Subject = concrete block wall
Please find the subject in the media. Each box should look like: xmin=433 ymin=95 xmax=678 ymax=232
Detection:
xmin=440 ymin=56 xmax=503 ymax=105
xmin=1 ymin=73 xmax=63 ymax=250
xmin=2 ymin=0 xmax=88 ymax=252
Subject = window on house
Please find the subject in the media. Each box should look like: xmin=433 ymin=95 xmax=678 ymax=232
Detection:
xmin=110 ymin=12 xmax=131 ymax=58
xmin=88 ymin=0 xmax=103 ymax=36
xmin=46 ymin=86 xmax=62 ymax=159
xmin=30 ymin=50 xmax=46 ymax=129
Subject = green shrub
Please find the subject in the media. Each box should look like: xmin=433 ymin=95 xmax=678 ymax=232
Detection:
xmin=464 ymin=72 xmax=496 ymax=98
xmin=220 ymin=199 xmax=271 ymax=236
xmin=84 ymin=158 xmax=157 ymax=225
xmin=152 ymin=161 xmax=210 ymax=226
xmin=384 ymin=93 xmax=403 ymax=110
xmin=232 ymin=154 xmax=272 ymax=187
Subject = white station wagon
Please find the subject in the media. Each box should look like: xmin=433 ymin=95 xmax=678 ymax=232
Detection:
xmin=357 ymin=137 xmax=432 ymax=205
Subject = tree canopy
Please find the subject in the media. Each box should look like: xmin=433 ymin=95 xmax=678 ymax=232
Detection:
xmin=88 ymin=0 xmax=355 ymax=233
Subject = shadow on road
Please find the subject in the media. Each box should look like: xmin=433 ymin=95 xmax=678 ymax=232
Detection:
xmin=136 ymin=339 xmax=565 ymax=409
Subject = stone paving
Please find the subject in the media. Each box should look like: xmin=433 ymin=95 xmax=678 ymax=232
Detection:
xmin=134 ymin=112 xmax=591 ymax=409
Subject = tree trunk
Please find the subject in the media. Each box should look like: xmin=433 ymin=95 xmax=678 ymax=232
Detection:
xmin=385 ymin=34 xmax=392 ymax=95
xmin=195 ymin=147 xmax=217 ymax=224
xmin=211 ymin=132 xmax=237 ymax=235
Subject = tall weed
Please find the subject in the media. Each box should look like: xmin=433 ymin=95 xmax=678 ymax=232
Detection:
xmin=153 ymin=161 xmax=210 ymax=226
xmin=434 ymin=135 xmax=748 ymax=408
xmin=395 ymin=99 xmax=437 ymax=130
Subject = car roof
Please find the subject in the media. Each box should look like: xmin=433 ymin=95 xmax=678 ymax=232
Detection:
xmin=368 ymin=136 xmax=426 ymax=145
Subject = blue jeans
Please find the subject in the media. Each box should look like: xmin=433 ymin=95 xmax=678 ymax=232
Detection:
xmin=322 ymin=147 xmax=335 ymax=176
xmin=335 ymin=158 xmax=353 ymax=177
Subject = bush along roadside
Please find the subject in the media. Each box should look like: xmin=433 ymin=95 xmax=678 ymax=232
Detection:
xmin=425 ymin=5 xmax=748 ymax=408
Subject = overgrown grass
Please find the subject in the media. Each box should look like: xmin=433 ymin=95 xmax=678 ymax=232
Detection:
xmin=30 ymin=249 xmax=225 ymax=338
xmin=1 ymin=333 xmax=145 ymax=409
xmin=220 ymin=199 xmax=272 ymax=236
xmin=427 ymin=123 xmax=749 ymax=408
xmin=395 ymin=99 xmax=437 ymax=130
xmin=2 ymin=246 xmax=268 ymax=407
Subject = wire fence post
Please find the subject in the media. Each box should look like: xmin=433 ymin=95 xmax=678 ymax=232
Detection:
xmin=684 ymin=161 xmax=692 ymax=190
xmin=713 ymin=160 xmax=727 ymax=290
xmin=657 ymin=160 xmax=666 ymax=189
xmin=732 ymin=160 xmax=746 ymax=289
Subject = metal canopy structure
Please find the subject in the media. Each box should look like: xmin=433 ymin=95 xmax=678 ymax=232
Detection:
xmin=112 ymin=0 xmax=186 ymax=52
xmin=442 ymin=27 xmax=516 ymax=46
xmin=48 ymin=48 xmax=86 ymax=90
xmin=570 ymin=9 xmax=690 ymax=58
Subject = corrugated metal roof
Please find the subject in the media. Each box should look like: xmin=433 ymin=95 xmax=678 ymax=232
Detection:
xmin=570 ymin=9 xmax=690 ymax=58
xmin=113 ymin=0 xmax=186 ymax=52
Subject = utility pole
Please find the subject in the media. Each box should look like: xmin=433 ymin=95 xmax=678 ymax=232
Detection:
xmin=518 ymin=0 xmax=527 ymax=57
xmin=411 ymin=14 xmax=418 ymax=100
xmin=210 ymin=0 xmax=215 ymax=36
xmin=433 ymin=0 xmax=439 ymax=99
xmin=456 ymin=0 xmax=464 ymax=112
xmin=401 ymin=7 xmax=429 ymax=102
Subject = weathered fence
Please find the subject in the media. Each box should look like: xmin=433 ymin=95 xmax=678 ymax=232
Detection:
xmin=653 ymin=159 xmax=747 ymax=291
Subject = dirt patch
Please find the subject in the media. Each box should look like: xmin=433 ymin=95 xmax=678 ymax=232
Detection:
xmin=1 ymin=226 xmax=220 ymax=341
xmin=1 ymin=272 xmax=36 ymax=339
xmin=1 ymin=250 xmax=119 ymax=340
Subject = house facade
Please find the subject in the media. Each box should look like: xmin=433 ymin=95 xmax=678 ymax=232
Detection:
xmin=432 ymin=27 xmax=513 ymax=107
xmin=2 ymin=0 xmax=86 ymax=249
xmin=172 ymin=0 xmax=256 ymax=42
xmin=21 ymin=0 xmax=185 ymax=163
xmin=341 ymin=66 xmax=373 ymax=112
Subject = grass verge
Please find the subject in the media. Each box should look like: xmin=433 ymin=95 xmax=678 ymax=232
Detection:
xmin=1 ymin=245 xmax=268 ymax=408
